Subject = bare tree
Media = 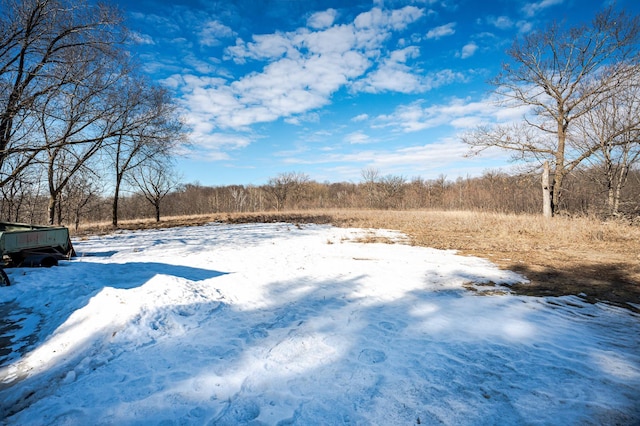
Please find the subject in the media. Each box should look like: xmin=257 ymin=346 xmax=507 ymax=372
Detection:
xmin=39 ymin=53 xmax=127 ymax=224
xmin=107 ymin=80 xmax=184 ymax=227
xmin=0 ymin=168 xmax=30 ymax=221
xmin=574 ymin=73 xmax=640 ymax=216
xmin=61 ymin=168 xmax=102 ymax=230
xmin=264 ymin=172 xmax=309 ymax=211
xmin=463 ymin=6 xmax=640 ymax=216
xmin=0 ymin=0 xmax=125 ymax=189
xmin=229 ymin=185 xmax=248 ymax=212
xmin=380 ymin=174 xmax=406 ymax=209
xmin=361 ymin=167 xmax=381 ymax=208
xmin=127 ymin=158 xmax=180 ymax=222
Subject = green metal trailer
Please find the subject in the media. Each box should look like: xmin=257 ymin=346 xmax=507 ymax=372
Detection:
xmin=0 ymin=222 xmax=75 ymax=285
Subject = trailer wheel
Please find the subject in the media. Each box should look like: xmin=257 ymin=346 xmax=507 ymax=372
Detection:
xmin=0 ymin=268 xmax=9 ymax=286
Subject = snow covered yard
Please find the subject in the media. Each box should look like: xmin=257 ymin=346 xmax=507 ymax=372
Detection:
xmin=0 ymin=222 xmax=638 ymax=425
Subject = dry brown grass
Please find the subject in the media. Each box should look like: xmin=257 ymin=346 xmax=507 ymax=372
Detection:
xmin=73 ymin=209 xmax=640 ymax=311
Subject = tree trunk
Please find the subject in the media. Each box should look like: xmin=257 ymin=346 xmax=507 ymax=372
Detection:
xmin=155 ymin=202 xmax=160 ymax=222
xmin=47 ymin=195 xmax=56 ymax=225
xmin=112 ymin=177 xmax=121 ymax=227
xmin=542 ymin=161 xmax=552 ymax=218
xmin=613 ymin=163 xmax=628 ymax=215
xmin=56 ymin=195 xmax=63 ymax=225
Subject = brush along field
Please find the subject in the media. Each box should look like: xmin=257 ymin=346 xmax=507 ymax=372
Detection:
xmin=76 ymin=210 xmax=640 ymax=311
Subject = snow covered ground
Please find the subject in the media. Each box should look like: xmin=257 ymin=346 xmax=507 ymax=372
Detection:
xmin=0 ymin=222 xmax=638 ymax=425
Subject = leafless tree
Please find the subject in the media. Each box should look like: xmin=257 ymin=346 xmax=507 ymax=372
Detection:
xmin=0 ymin=0 xmax=125 ymax=189
xmin=106 ymin=80 xmax=184 ymax=227
xmin=61 ymin=168 xmax=102 ymax=230
xmin=264 ymin=172 xmax=310 ymax=211
xmin=38 ymin=53 xmax=128 ymax=224
xmin=379 ymin=175 xmax=406 ymax=209
xmin=463 ymin=6 xmax=640 ymax=216
xmin=574 ymin=72 xmax=640 ymax=216
xmin=127 ymin=158 xmax=180 ymax=222
xmin=229 ymin=185 xmax=248 ymax=212
xmin=361 ymin=167 xmax=381 ymax=208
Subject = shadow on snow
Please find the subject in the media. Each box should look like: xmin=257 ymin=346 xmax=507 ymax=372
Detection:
xmin=2 ymin=269 xmax=639 ymax=424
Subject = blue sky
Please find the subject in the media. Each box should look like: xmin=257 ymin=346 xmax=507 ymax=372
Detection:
xmin=118 ymin=0 xmax=638 ymax=186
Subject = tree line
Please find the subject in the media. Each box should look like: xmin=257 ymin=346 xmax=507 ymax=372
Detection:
xmin=2 ymin=167 xmax=638 ymax=228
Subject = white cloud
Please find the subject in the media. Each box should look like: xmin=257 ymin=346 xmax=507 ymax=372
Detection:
xmin=352 ymin=46 xmax=423 ymax=93
xmin=374 ymin=95 xmax=521 ymax=133
xmin=199 ymin=20 xmax=235 ymax=47
xmin=283 ymin=138 xmax=473 ymax=177
xmin=460 ymin=41 xmax=478 ymax=59
xmin=487 ymin=15 xmax=513 ymax=30
xmin=424 ymin=69 xmax=467 ymax=90
xmin=225 ymin=33 xmax=297 ymax=63
xmin=370 ymin=140 xmax=469 ymax=167
xmin=131 ymin=11 xmax=180 ymax=33
xmin=354 ymin=6 xmax=424 ymax=31
xmin=353 ymin=47 xmax=467 ymax=94
xmin=352 ymin=114 xmax=369 ymax=122
xmin=307 ymin=9 xmax=338 ymax=29
xmin=130 ymin=31 xmax=155 ymax=45
xmin=184 ymin=129 xmax=254 ymax=161
xmin=516 ymin=21 xmax=533 ymax=33
xmin=426 ymin=22 xmax=456 ymax=40
xmin=522 ymin=0 xmax=564 ymax=17
xmin=345 ymin=131 xmax=371 ymax=144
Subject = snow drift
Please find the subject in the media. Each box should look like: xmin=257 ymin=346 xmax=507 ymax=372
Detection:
xmin=0 ymin=223 xmax=638 ymax=425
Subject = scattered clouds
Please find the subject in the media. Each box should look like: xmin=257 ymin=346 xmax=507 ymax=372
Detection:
xmin=280 ymin=138 xmax=473 ymax=178
xmin=176 ymin=6 xmax=435 ymax=137
xmin=368 ymin=140 xmax=470 ymax=168
xmin=374 ymin=96 xmax=516 ymax=133
xmin=130 ymin=11 xmax=181 ymax=33
xmin=123 ymin=0 xmax=593 ymax=184
xmin=354 ymin=6 xmax=424 ymax=31
xmin=426 ymin=22 xmax=456 ymax=40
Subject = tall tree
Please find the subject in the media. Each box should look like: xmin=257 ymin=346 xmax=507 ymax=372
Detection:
xmin=0 ymin=0 xmax=124 ymax=189
xmin=107 ymin=79 xmax=183 ymax=227
xmin=574 ymin=71 xmax=640 ymax=216
xmin=463 ymin=6 xmax=640 ymax=216
xmin=38 ymin=49 xmax=126 ymax=224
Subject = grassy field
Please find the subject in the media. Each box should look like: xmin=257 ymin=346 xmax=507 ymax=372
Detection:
xmin=75 ymin=209 xmax=640 ymax=311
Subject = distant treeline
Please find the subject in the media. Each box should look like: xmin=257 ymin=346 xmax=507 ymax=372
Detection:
xmin=2 ymin=168 xmax=638 ymax=228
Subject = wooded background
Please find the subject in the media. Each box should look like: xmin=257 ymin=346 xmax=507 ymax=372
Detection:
xmin=2 ymin=168 xmax=639 ymax=228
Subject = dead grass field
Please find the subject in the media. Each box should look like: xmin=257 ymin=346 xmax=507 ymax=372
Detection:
xmin=74 ymin=209 xmax=640 ymax=312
